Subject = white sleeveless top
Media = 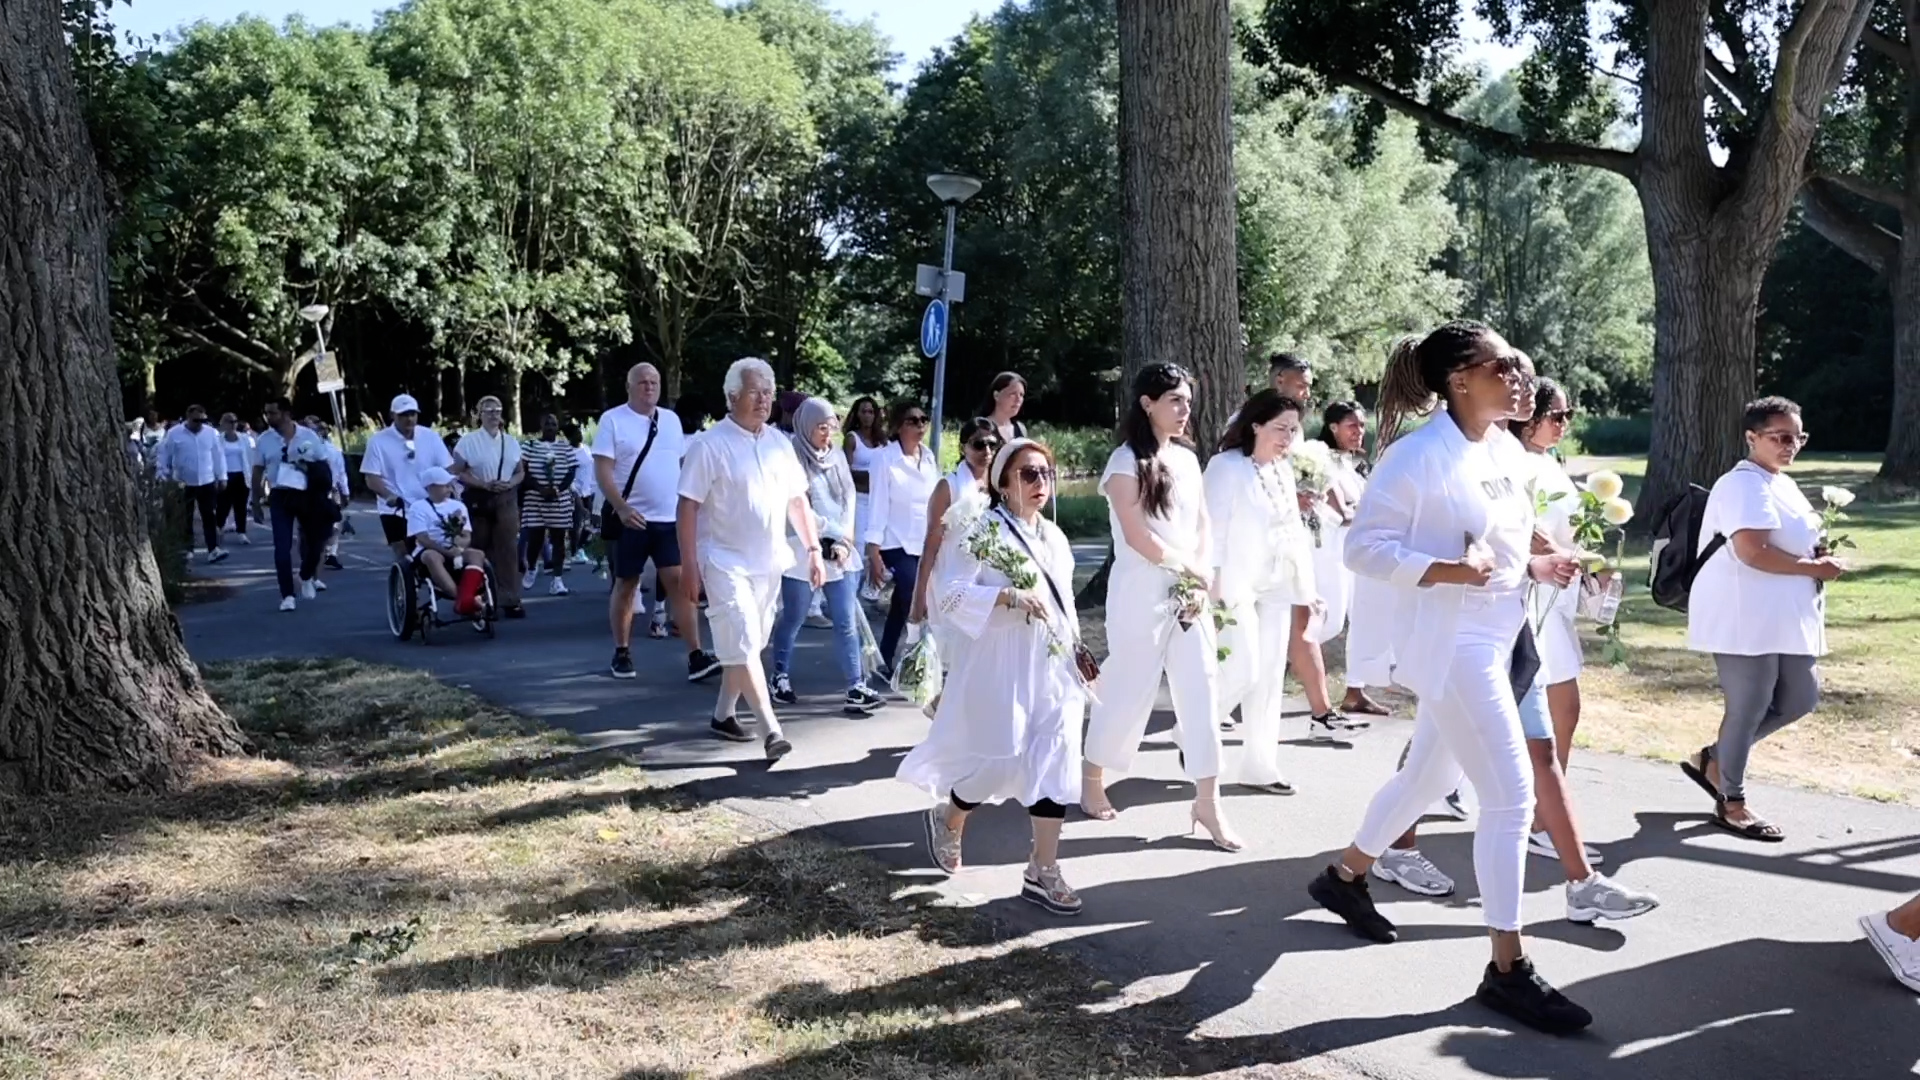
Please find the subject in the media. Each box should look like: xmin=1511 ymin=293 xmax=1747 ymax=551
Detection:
xmin=848 ymin=432 xmax=883 ymax=475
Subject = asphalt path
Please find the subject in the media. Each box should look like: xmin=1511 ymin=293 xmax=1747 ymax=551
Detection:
xmin=179 ymin=509 xmax=1920 ymax=1080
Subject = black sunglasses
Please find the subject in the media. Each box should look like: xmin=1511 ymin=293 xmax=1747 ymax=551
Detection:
xmin=902 ymin=415 xmax=930 ymax=426
xmin=1544 ymin=408 xmax=1577 ymax=424
xmin=1016 ymin=465 xmax=1055 ymax=485
xmin=968 ymin=437 xmax=1000 ymax=453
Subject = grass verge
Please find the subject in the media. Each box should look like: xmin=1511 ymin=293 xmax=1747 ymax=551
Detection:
xmin=0 ymin=658 xmax=1333 ymax=1080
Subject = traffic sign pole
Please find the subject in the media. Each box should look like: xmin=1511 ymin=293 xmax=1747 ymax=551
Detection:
xmin=929 ymin=201 xmax=958 ymax=458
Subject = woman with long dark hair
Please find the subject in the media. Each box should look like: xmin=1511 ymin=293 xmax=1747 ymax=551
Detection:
xmin=978 ymin=372 xmax=1028 ymax=444
xmin=1206 ymin=391 xmax=1317 ymax=794
xmin=1307 ymin=402 xmax=1388 ymax=717
xmin=1307 ymin=321 xmax=1593 ymax=1034
xmin=1080 ymin=364 xmax=1237 ymax=850
xmin=865 ymin=398 xmax=941 ymax=673
xmin=843 ymin=396 xmax=886 ymax=577
xmin=910 ymin=417 xmax=1002 ymax=660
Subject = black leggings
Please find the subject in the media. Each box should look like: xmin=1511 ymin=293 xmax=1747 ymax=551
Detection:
xmin=218 ymin=474 xmax=251 ymax=534
xmin=523 ymin=526 xmax=570 ymax=575
xmin=949 ymin=791 xmax=1067 ymax=820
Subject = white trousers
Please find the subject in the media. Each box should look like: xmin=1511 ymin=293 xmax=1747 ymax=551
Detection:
xmin=1344 ymin=574 xmax=1395 ymax=689
xmin=1220 ymin=588 xmax=1293 ymax=786
xmin=1353 ymin=596 xmax=1532 ymax=931
xmin=1084 ymin=575 xmax=1221 ymax=780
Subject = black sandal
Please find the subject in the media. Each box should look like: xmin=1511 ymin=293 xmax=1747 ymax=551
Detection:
xmin=1679 ymin=745 xmax=1722 ymax=803
xmin=1712 ymin=805 xmax=1785 ymax=843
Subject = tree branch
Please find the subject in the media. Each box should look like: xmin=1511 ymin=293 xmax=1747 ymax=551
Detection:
xmin=162 ymin=322 xmax=278 ymax=376
xmin=1816 ymin=169 xmax=1908 ymax=209
xmin=1800 ymin=176 xmax=1901 ymax=274
xmin=1861 ymin=26 xmax=1916 ymax=75
xmin=1332 ymin=70 xmax=1640 ymax=180
xmin=1704 ymin=49 xmax=1752 ymax=113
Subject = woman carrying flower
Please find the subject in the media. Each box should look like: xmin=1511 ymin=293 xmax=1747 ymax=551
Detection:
xmin=1682 ymin=396 xmax=1845 ymax=842
xmin=1205 ymin=391 xmax=1317 ymax=794
xmin=898 ymin=439 xmax=1087 ymax=915
xmin=909 ymin=417 xmax=1003 ymax=658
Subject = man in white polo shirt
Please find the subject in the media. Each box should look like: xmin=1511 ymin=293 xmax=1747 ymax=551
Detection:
xmin=360 ymin=393 xmax=454 ymax=560
xmin=677 ymin=357 xmax=824 ymax=762
xmin=594 ymin=362 xmax=717 ymax=681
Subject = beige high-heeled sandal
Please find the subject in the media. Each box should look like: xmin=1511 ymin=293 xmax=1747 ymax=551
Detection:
xmin=1079 ymin=767 xmax=1117 ymax=821
xmin=1189 ymin=796 xmax=1244 ymax=852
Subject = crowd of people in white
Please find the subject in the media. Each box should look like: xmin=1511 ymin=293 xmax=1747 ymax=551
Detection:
xmin=149 ymin=323 xmax=1920 ymax=1035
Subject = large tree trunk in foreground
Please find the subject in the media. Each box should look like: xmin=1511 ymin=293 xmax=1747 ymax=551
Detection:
xmin=1117 ymin=0 xmax=1243 ymax=454
xmin=0 ymin=0 xmax=243 ymax=794
xmin=1885 ymin=230 xmax=1920 ymax=485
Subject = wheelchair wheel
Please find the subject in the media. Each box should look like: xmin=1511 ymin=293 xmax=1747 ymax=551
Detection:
xmin=416 ymin=570 xmax=436 ymax=645
xmin=475 ymin=567 xmax=498 ymax=639
xmin=386 ymin=562 xmax=418 ymax=641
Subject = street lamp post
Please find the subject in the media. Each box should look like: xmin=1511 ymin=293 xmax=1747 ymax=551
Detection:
xmin=925 ymin=173 xmax=981 ymax=458
xmin=298 ymin=303 xmax=344 ymax=434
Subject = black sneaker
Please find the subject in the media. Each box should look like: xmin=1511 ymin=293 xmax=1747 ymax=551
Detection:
xmin=1476 ymin=957 xmax=1593 ymax=1035
xmin=503 ymin=605 xmax=526 ymax=620
xmin=771 ymin=672 xmax=797 ymax=706
xmin=1308 ymin=866 xmax=1398 ymax=944
xmin=610 ymin=648 xmax=636 ymax=679
xmin=844 ymin=686 xmax=884 ymax=714
xmin=764 ymin=732 xmax=793 ymax=761
xmin=710 ymin=716 xmax=753 ymax=742
xmin=1309 ymin=710 xmax=1370 ymax=741
xmin=687 ymin=650 xmax=722 ymax=683
xmin=323 ymin=554 xmax=345 ymax=571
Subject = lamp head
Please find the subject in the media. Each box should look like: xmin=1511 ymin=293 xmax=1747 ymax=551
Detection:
xmin=926 ymin=173 xmax=982 ymax=205
xmin=298 ymin=304 xmax=330 ymax=324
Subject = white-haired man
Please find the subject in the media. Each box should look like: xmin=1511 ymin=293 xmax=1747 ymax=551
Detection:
xmin=678 ymin=357 xmax=824 ymax=761
xmin=595 ymin=362 xmax=718 ymax=681
xmin=361 ymin=394 xmax=455 ymax=561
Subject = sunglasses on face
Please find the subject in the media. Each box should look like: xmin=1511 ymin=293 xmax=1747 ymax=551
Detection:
xmin=1016 ymin=465 xmax=1055 ymax=485
xmin=1544 ymin=408 xmax=1576 ymax=424
xmin=902 ymin=415 xmax=929 ymax=427
xmin=968 ymin=438 xmax=1000 ymax=453
xmin=1756 ymin=429 xmax=1810 ymax=448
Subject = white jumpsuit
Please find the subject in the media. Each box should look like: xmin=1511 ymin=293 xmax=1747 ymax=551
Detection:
xmin=1083 ymin=443 xmax=1222 ymax=781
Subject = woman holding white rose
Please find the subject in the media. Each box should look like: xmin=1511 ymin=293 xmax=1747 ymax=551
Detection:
xmin=1683 ymin=396 xmax=1845 ymax=842
xmin=1206 ymin=392 xmax=1318 ymax=794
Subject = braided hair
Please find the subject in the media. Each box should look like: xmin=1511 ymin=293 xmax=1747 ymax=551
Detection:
xmin=1376 ymin=320 xmax=1495 ymax=449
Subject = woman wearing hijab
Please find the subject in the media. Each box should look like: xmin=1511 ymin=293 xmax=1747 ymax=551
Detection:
xmin=769 ymin=397 xmax=884 ymax=716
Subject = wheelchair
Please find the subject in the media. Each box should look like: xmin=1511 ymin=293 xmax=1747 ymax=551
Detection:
xmin=386 ymin=555 xmax=499 ymax=643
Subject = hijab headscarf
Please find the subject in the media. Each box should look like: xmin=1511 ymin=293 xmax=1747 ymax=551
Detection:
xmin=789 ymin=396 xmax=852 ymax=503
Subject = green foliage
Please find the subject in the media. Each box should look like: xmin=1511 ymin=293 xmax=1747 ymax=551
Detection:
xmin=1570 ymin=413 xmax=1652 ymax=457
xmin=1025 ymin=422 xmax=1110 ymax=477
xmin=138 ymin=473 xmax=192 ymax=606
xmin=1049 ymin=494 xmax=1108 ymax=540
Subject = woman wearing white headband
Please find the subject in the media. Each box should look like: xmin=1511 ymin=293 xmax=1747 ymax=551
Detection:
xmin=898 ymin=438 xmax=1088 ymax=916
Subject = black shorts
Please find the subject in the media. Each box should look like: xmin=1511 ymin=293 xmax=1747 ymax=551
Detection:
xmin=381 ymin=513 xmax=410 ymax=545
xmin=613 ymin=521 xmax=680 ymax=580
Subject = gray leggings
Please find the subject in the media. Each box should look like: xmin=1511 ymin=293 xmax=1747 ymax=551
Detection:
xmin=1712 ymin=653 xmax=1820 ymax=802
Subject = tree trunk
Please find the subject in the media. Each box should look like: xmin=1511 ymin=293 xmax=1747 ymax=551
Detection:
xmin=1116 ymin=0 xmax=1243 ymax=454
xmin=0 ymin=0 xmax=243 ymax=794
xmin=501 ymin=363 xmax=524 ymax=434
xmin=1886 ymin=224 xmax=1920 ymax=485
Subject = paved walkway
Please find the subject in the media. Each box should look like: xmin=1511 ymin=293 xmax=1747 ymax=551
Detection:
xmin=179 ymin=511 xmax=1920 ymax=1080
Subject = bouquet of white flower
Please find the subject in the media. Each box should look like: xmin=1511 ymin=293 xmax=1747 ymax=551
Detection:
xmin=1291 ymin=441 xmax=1333 ymax=546
xmin=1818 ymin=486 xmax=1856 ymax=554
xmin=438 ymin=509 xmax=469 ymax=548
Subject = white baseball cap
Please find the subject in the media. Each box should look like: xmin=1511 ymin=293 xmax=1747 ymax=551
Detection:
xmin=420 ymin=466 xmax=455 ymax=487
xmin=391 ymin=393 xmax=421 ymax=415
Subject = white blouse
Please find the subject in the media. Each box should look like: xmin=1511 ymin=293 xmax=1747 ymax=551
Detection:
xmin=864 ymin=440 xmax=940 ymax=554
xmin=1203 ymin=450 xmax=1316 ymax=607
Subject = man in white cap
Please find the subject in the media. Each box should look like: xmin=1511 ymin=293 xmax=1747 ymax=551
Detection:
xmin=407 ymin=465 xmax=491 ymax=615
xmin=677 ymin=357 xmax=824 ymax=762
xmin=360 ymin=393 xmax=454 ymax=560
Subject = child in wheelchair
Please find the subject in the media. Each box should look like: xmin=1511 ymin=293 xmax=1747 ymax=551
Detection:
xmin=408 ymin=467 xmax=490 ymax=616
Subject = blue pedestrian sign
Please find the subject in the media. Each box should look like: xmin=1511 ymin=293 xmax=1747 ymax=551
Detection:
xmin=920 ymin=299 xmax=948 ymax=359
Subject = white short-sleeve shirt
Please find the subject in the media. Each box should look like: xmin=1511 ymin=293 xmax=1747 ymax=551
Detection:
xmin=677 ymin=416 xmax=807 ymax=576
xmin=1687 ymin=461 xmax=1827 ymax=657
xmin=592 ymin=404 xmax=685 ymax=524
xmin=361 ymin=425 xmax=454 ymax=515
xmin=1100 ymin=442 xmax=1206 ymax=575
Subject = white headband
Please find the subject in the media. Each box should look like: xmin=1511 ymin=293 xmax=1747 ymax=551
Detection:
xmin=990 ymin=437 xmax=1042 ymax=489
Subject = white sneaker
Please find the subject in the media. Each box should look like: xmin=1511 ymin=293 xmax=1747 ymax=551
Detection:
xmin=1528 ymin=830 xmax=1603 ymax=866
xmin=207 ymin=548 xmax=230 ymax=564
xmin=238 ymin=534 xmax=253 ymax=546
xmin=522 ymin=569 xmax=539 ymax=591
xmin=279 ymin=595 xmax=297 ymax=612
xmin=298 ymin=579 xmax=316 ymax=601
xmin=549 ymin=577 xmax=569 ymax=596
xmin=1860 ymin=912 xmax=1920 ymax=993
xmin=311 ymin=578 xmax=327 ymax=593
xmin=804 ymin=613 xmax=833 ymax=629
xmin=1370 ymin=847 xmax=1456 ymax=897
xmin=1565 ymin=872 xmax=1658 ymax=923
xmin=572 ymin=549 xmax=591 ymax=566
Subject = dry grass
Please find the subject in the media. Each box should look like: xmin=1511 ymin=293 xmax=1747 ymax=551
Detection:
xmin=0 ymin=658 xmax=1337 ymax=1080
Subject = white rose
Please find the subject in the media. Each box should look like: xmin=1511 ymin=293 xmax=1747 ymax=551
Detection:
xmin=1585 ymin=470 xmax=1625 ymax=500
xmin=1601 ymin=497 xmax=1634 ymax=527
xmin=1822 ymin=486 xmax=1855 ymax=509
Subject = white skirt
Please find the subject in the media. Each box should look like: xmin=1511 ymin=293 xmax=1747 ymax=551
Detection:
xmin=1535 ymin=593 xmax=1584 ymax=686
xmin=897 ymin=608 xmax=1084 ymax=808
xmin=1307 ymin=523 xmax=1353 ymax=644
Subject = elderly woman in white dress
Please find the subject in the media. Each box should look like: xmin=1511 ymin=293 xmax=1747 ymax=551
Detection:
xmin=1206 ymin=391 xmax=1318 ymax=794
xmin=898 ymin=438 xmax=1087 ymax=916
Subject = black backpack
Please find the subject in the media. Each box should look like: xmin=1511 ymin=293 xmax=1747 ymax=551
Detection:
xmin=1648 ymin=483 xmax=1726 ymax=612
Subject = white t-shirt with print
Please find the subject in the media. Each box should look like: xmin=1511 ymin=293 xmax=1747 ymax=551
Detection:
xmin=592 ymin=404 xmax=685 ymax=524
xmin=1100 ymin=442 xmax=1206 ymax=577
xmin=1454 ymin=434 xmax=1535 ymax=597
xmin=1687 ymin=461 xmax=1827 ymax=657
xmin=406 ymin=497 xmax=471 ymax=553
xmin=677 ymin=416 xmax=807 ymax=577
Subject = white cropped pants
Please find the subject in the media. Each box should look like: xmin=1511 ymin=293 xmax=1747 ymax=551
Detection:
xmin=1084 ymin=570 xmax=1221 ymax=780
xmin=1219 ymin=588 xmax=1292 ymax=787
xmin=1353 ymin=595 xmax=1533 ymax=931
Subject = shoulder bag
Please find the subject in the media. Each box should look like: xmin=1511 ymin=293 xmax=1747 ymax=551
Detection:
xmin=994 ymin=509 xmax=1101 ymax=687
xmin=599 ymin=413 xmax=660 ymax=539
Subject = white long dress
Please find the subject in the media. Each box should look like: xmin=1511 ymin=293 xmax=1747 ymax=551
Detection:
xmin=929 ymin=466 xmax=990 ymax=670
xmin=1206 ymin=451 xmax=1317 ymax=787
xmin=897 ymin=508 xmax=1086 ymax=809
xmin=1308 ymin=451 xmax=1368 ymax=645
xmin=1525 ymin=451 xmax=1584 ymax=686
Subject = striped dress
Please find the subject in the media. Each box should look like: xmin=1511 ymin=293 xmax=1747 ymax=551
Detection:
xmin=520 ymin=436 xmax=579 ymax=529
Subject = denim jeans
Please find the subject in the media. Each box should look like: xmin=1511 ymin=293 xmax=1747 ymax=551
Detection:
xmin=771 ymin=575 xmax=864 ymax=691
xmin=878 ymin=547 xmax=920 ymax=668
xmin=269 ymin=489 xmax=325 ymax=598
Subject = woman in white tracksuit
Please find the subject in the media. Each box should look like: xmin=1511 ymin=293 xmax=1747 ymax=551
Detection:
xmin=1304 ymin=321 xmax=1594 ymax=1036
xmin=1081 ymin=363 xmax=1238 ymax=851
xmin=1206 ymin=391 xmax=1318 ymax=795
